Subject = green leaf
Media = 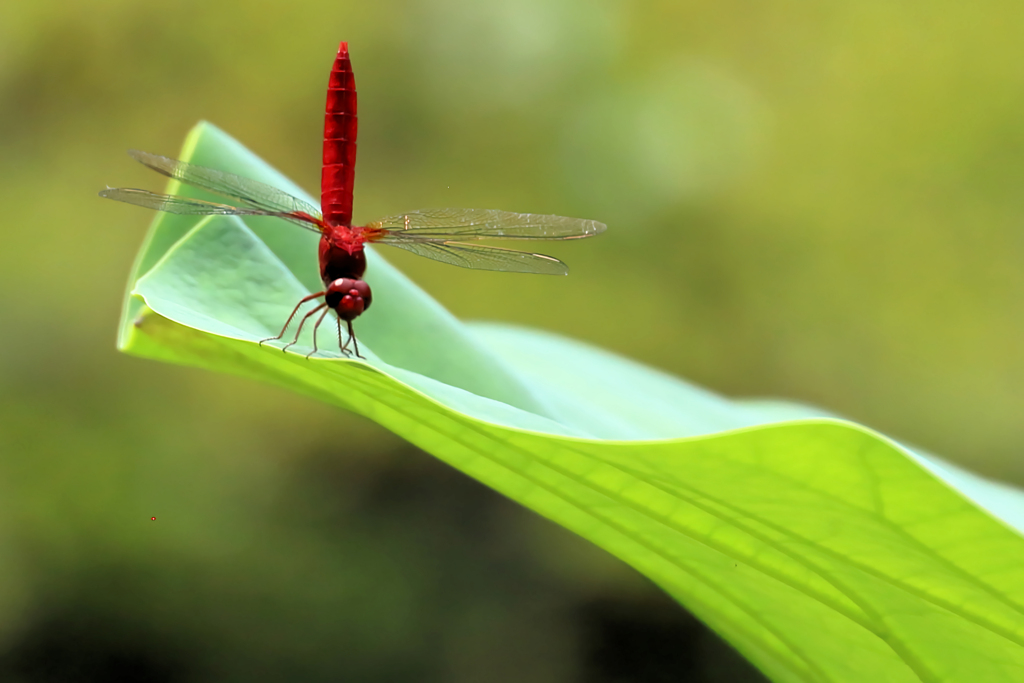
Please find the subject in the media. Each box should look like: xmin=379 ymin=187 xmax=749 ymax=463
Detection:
xmin=117 ymin=122 xmax=1024 ymax=682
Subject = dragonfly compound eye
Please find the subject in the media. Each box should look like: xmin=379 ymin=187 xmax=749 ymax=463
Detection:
xmin=326 ymin=278 xmax=372 ymax=320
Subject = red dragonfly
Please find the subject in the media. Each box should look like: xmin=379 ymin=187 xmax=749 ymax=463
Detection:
xmin=101 ymin=42 xmax=605 ymax=359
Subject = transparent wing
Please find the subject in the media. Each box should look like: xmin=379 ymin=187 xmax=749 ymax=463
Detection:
xmin=127 ymin=150 xmax=324 ymax=223
xmin=379 ymin=239 xmax=569 ymax=275
xmin=98 ymin=188 xmax=323 ymax=233
xmin=370 ymin=208 xmax=606 ymax=240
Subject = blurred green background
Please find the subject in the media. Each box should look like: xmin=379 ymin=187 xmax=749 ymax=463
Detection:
xmin=1 ymin=0 xmax=1023 ymax=680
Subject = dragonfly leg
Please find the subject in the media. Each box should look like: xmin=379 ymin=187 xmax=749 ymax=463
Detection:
xmin=347 ymin=320 xmax=364 ymax=359
xmin=259 ymin=291 xmax=326 ymax=346
xmin=336 ymin=317 xmax=351 ymax=356
xmin=282 ymin=303 xmax=328 ymax=353
xmin=305 ymin=308 xmax=332 ymax=359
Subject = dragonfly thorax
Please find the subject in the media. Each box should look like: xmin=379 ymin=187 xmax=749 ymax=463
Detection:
xmin=318 ymin=234 xmax=367 ymax=284
xmin=325 ymin=278 xmax=372 ymax=321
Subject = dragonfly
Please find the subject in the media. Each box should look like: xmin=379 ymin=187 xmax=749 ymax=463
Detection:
xmin=100 ymin=42 xmax=605 ymax=359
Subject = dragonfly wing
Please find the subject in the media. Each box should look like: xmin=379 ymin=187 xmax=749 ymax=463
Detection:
xmin=99 ymin=188 xmax=323 ymax=233
xmin=370 ymin=208 xmax=606 ymax=240
xmin=377 ymin=238 xmax=569 ymax=275
xmin=128 ymin=150 xmax=324 ymax=222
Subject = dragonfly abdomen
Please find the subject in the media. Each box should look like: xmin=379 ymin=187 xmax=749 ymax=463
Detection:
xmin=322 ymin=41 xmax=358 ymax=228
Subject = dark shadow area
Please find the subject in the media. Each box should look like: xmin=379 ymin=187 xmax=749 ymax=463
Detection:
xmin=578 ymin=597 xmax=769 ymax=683
xmin=0 ymin=612 xmax=194 ymax=683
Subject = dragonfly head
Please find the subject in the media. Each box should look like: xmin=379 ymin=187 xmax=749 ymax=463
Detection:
xmin=325 ymin=278 xmax=372 ymax=321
